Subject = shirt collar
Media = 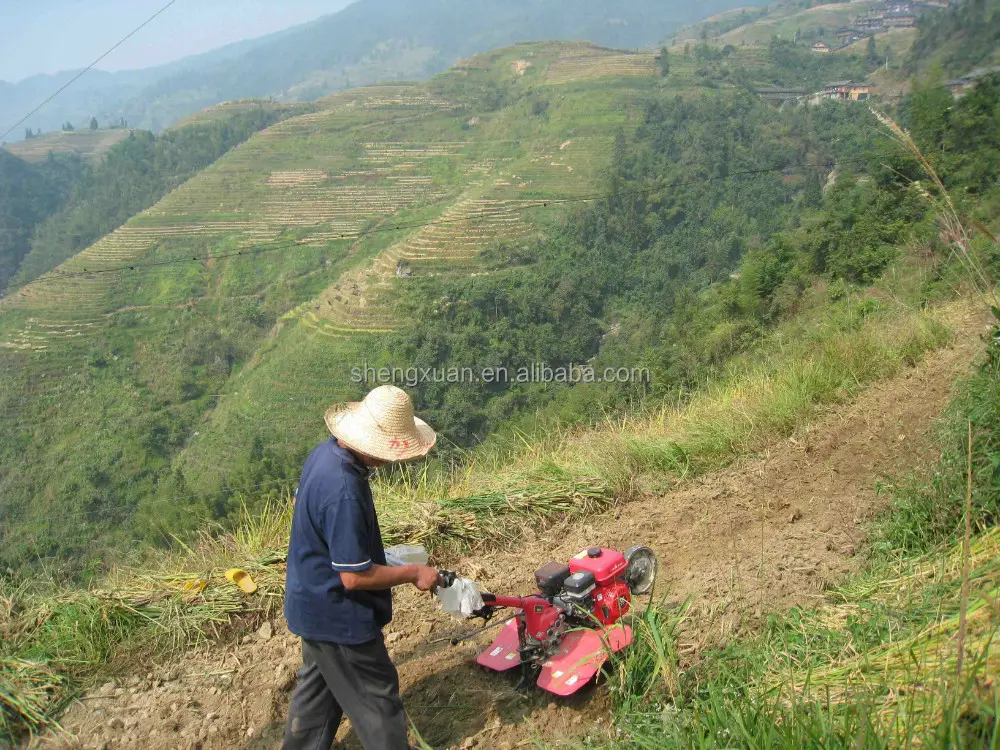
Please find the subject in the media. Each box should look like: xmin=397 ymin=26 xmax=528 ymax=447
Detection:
xmin=330 ymin=438 xmax=372 ymax=479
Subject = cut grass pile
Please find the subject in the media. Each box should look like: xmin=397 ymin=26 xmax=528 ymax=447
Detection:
xmin=0 ymin=659 xmax=67 ymax=741
xmin=801 ymin=529 xmax=1000 ymax=738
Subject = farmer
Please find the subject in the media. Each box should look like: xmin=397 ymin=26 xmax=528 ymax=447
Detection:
xmin=283 ymin=385 xmax=440 ymax=750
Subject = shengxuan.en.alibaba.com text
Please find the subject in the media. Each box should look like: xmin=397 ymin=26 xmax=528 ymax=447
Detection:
xmin=350 ymin=363 xmax=650 ymax=388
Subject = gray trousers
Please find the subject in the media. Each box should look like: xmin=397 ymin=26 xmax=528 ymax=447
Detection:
xmin=282 ymin=634 xmax=410 ymax=750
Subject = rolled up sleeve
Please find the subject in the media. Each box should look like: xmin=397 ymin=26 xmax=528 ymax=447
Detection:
xmin=325 ymin=490 xmax=373 ymax=573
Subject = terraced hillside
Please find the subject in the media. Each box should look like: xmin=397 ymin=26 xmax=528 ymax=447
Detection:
xmin=2 ymin=129 xmax=131 ymax=163
xmin=713 ymin=1 xmax=881 ymax=46
xmin=0 ymin=42 xmax=666 ymax=559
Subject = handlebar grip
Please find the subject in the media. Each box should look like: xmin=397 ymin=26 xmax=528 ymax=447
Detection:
xmin=438 ymin=570 xmax=458 ymax=588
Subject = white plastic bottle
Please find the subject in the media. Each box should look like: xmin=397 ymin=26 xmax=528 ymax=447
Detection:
xmin=384 ymin=544 xmax=429 ymax=567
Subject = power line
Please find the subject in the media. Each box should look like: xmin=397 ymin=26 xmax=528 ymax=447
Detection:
xmin=0 ymin=0 xmax=181 ymax=142
xmin=3 ymin=155 xmax=869 ymax=299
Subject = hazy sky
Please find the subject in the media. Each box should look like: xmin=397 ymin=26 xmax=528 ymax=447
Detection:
xmin=0 ymin=1 xmax=355 ymax=83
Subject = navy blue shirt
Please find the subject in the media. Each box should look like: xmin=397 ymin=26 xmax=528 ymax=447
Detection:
xmin=284 ymin=438 xmax=391 ymax=644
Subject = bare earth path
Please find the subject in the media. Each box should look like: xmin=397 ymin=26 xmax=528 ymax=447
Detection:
xmin=37 ymin=304 xmax=988 ymax=750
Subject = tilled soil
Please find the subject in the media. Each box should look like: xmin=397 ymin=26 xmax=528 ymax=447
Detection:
xmin=35 ymin=304 xmax=987 ymax=750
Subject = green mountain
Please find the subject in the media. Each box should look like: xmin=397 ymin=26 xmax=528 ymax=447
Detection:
xmin=0 ymin=38 xmax=882 ymax=568
xmin=1 ymin=0 xmax=770 ymax=140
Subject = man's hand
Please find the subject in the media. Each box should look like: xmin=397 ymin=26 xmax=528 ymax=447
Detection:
xmin=411 ymin=565 xmax=441 ymax=592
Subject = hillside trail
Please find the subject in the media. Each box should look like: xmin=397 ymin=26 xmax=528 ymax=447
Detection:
xmin=36 ymin=301 xmax=988 ymax=750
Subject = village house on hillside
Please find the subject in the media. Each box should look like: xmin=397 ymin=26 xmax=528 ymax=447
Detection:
xmin=854 ymin=15 xmax=885 ymax=32
xmin=836 ymin=27 xmax=866 ymax=45
xmin=812 ymin=41 xmax=831 ymax=53
xmin=884 ymin=10 xmax=917 ymax=27
xmin=846 ymin=0 xmax=946 ymax=40
xmin=946 ymin=66 xmax=1000 ymax=97
xmin=821 ymin=80 xmax=874 ymax=101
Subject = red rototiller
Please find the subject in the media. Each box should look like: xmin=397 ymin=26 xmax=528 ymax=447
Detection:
xmin=439 ymin=545 xmax=658 ymax=696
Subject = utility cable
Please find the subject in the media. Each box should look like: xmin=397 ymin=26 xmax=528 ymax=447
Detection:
xmin=0 ymin=0 xmax=181 ymax=142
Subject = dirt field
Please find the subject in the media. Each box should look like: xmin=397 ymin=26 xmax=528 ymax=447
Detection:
xmin=33 ymin=304 xmax=988 ymax=750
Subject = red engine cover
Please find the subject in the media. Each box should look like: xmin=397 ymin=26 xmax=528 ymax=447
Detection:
xmin=592 ymin=580 xmax=631 ymax=626
xmin=568 ymin=547 xmax=627 ymax=584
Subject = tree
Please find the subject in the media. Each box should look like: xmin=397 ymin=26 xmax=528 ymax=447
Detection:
xmin=24 ymin=128 xmax=34 ymax=140
xmin=866 ymin=35 xmax=877 ymax=63
xmin=658 ymin=46 xmax=670 ymax=77
xmin=62 ymin=122 xmax=74 ymax=131
xmin=90 ymin=117 xmax=99 ymax=131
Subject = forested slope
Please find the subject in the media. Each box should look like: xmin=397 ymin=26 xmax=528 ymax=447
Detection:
xmin=906 ymin=0 xmax=1000 ymax=77
xmin=0 ymin=151 xmax=82 ymax=291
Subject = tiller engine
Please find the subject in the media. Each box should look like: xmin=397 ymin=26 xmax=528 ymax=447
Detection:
xmin=440 ymin=545 xmax=657 ymax=696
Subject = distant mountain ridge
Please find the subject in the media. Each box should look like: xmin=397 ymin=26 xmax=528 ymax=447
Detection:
xmin=0 ymin=0 xmax=768 ymax=141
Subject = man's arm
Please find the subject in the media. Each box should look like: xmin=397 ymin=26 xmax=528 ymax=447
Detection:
xmin=341 ymin=564 xmax=440 ymax=592
xmin=323 ymin=483 xmax=439 ymax=592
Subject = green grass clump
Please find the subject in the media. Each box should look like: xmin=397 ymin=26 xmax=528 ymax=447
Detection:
xmin=0 ymin=659 xmax=68 ymax=741
xmin=874 ymin=361 xmax=1000 ymax=556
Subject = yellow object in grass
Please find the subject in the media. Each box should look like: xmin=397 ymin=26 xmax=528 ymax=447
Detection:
xmin=183 ymin=578 xmax=207 ymax=594
xmin=225 ymin=568 xmax=258 ymax=594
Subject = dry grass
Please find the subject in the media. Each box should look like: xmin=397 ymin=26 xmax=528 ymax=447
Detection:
xmin=783 ymin=526 xmax=1000 ymax=740
xmin=0 ymin=659 xmax=67 ymax=740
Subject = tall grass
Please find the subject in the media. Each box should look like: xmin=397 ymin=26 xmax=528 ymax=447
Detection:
xmin=487 ymin=297 xmax=952 ymax=497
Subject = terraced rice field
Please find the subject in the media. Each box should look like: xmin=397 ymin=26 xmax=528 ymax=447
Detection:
xmin=171 ymin=100 xmax=312 ymax=129
xmin=1 ymin=89 xmax=471 ymax=348
xmin=0 ymin=42 xmax=668 ymax=493
xmin=542 ymin=48 xmax=657 ymax=85
xmin=1 ymin=43 xmax=654 ymax=356
xmin=3 ymin=128 xmax=131 ymax=163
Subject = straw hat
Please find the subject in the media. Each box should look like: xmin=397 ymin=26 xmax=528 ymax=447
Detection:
xmin=325 ymin=385 xmax=436 ymax=462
